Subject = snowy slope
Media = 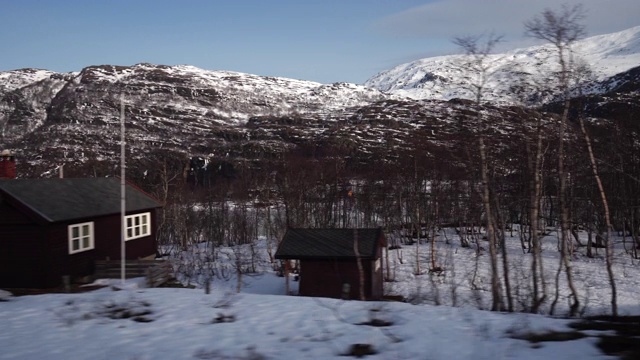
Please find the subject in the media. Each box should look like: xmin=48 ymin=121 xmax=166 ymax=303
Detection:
xmin=365 ymin=26 xmax=640 ymax=104
xmin=0 ymin=287 xmax=604 ymax=360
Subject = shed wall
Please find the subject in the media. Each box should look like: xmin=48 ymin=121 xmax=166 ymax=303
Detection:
xmin=299 ymin=259 xmax=379 ymax=300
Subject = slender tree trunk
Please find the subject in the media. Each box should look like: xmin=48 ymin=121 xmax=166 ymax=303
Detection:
xmin=529 ymin=119 xmax=547 ymax=313
xmin=431 ymin=197 xmax=438 ymax=270
xmin=353 ymin=228 xmax=365 ymax=300
xmin=413 ymin=158 xmax=421 ymax=275
xmin=579 ymin=116 xmax=618 ymax=316
xmin=479 ymin=136 xmax=503 ymax=311
xmin=494 ymin=192 xmax=513 ymax=312
xmin=557 ymin=95 xmax=580 ymax=317
xmin=587 ymin=225 xmax=593 ymax=258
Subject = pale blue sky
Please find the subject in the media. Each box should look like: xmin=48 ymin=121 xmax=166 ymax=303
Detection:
xmin=1 ymin=0 xmax=638 ymax=84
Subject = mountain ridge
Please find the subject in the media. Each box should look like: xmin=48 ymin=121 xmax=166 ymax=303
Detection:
xmin=364 ymin=25 xmax=640 ymax=104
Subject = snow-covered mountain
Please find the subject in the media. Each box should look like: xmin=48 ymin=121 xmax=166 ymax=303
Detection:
xmin=0 ymin=63 xmax=397 ymax=173
xmin=0 ymin=26 xmax=639 ymax=177
xmin=0 ymin=64 xmax=556 ymax=178
xmin=365 ymin=26 xmax=640 ymax=104
xmin=0 ymin=63 xmax=387 ymax=145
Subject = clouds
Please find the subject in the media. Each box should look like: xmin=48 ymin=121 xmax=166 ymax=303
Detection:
xmin=375 ymin=0 xmax=640 ymax=49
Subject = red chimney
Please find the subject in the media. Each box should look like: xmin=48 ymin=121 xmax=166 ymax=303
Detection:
xmin=0 ymin=150 xmax=16 ymax=179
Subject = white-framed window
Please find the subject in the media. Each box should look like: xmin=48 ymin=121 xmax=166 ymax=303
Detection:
xmin=125 ymin=212 xmax=151 ymax=241
xmin=68 ymin=222 xmax=94 ymax=254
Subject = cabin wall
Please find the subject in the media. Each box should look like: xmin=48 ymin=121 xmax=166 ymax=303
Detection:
xmin=46 ymin=222 xmax=95 ymax=287
xmin=299 ymin=259 xmax=379 ymax=300
xmin=54 ymin=209 xmax=158 ymax=285
xmin=0 ymin=200 xmax=33 ymax=225
xmin=93 ymin=209 xmax=158 ymax=261
xmin=0 ymin=197 xmax=48 ymax=287
xmin=0 ymin=224 xmax=48 ymax=288
xmin=0 ymin=204 xmax=158 ymax=288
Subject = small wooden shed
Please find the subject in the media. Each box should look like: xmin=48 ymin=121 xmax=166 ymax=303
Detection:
xmin=0 ymin=178 xmax=162 ymax=288
xmin=275 ymin=228 xmax=385 ymax=300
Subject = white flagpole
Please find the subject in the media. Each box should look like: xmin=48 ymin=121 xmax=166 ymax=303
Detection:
xmin=120 ymin=95 xmax=126 ymax=285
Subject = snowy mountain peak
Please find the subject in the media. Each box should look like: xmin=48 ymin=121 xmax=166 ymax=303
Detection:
xmin=365 ymin=26 xmax=640 ymax=104
xmin=0 ymin=68 xmax=60 ymax=92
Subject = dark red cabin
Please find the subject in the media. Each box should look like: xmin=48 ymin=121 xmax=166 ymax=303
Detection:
xmin=275 ymin=228 xmax=386 ymax=300
xmin=0 ymin=178 xmax=162 ymax=288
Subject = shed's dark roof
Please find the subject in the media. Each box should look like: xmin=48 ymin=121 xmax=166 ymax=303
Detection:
xmin=275 ymin=228 xmax=383 ymax=260
xmin=0 ymin=178 xmax=162 ymax=223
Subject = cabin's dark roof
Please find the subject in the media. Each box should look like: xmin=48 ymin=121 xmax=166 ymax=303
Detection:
xmin=275 ymin=228 xmax=383 ymax=260
xmin=0 ymin=178 xmax=162 ymax=223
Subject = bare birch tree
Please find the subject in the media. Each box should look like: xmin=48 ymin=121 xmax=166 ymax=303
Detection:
xmin=527 ymin=113 xmax=548 ymax=313
xmin=573 ymin=61 xmax=618 ymax=316
xmin=525 ymin=3 xmax=585 ymax=316
xmin=452 ymin=33 xmax=505 ymax=311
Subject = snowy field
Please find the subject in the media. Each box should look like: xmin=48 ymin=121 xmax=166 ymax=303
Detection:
xmin=384 ymin=227 xmax=640 ymax=316
xmin=0 ymin=285 xmax=610 ymax=359
xmin=1 ymin=228 xmax=639 ymax=359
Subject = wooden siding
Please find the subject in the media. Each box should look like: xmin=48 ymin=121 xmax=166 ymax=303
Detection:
xmin=45 ymin=222 xmax=95 ymax=287
xmin=91 ymin=210 xmax=158 ymax=261
xmin=0 ymin=201 xmax=33 ymax=225
xmin=299 ymin=258 xmax=381 ymax=300
xmin=0 ymin=225 xmax=48 ymax=288
xmin=0 ymin=206 xmax=158 ymax=288
xmin=288 ymin=230 xmax=386 ymax=300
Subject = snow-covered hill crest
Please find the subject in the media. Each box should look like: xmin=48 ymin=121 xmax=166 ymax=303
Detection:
xmin=365 ymin=26 xmax=640 ymax=103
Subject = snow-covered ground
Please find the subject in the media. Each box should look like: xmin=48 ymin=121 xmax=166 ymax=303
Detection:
xmin=2 ymin=227 xmax=638 ymax=359
xmin=384 ymin=227 xmax=640 ymax=316
xmin=0 ymin=283 xmax=609 ymax=359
